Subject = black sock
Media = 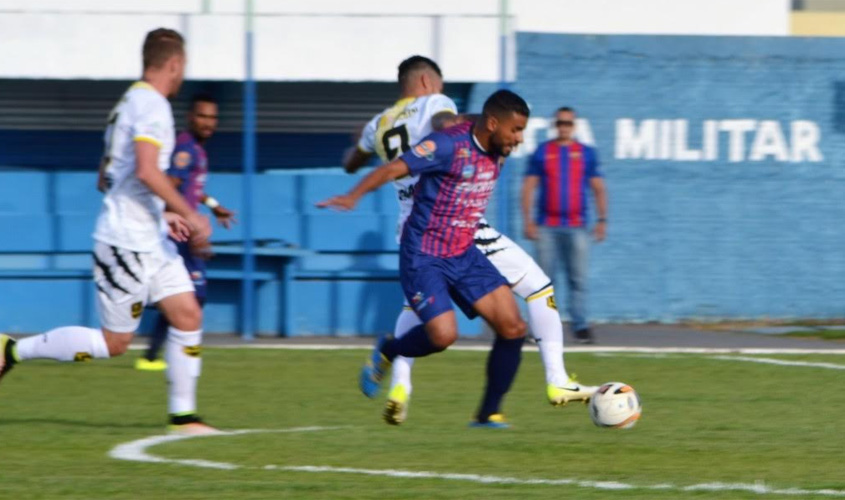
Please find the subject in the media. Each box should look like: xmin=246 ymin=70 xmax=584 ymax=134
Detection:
xmin=476 ymin=336 xmax=525 ymax=422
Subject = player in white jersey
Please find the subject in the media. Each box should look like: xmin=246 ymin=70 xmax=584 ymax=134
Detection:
xmin=0 ymin=29 xmax=217 ymax=435
xmin=345 ymin=56 xmax=596 ymax=427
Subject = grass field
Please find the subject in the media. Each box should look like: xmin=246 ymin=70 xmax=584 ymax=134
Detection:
xmin=2 ymin=346 xmax=844 ymax=499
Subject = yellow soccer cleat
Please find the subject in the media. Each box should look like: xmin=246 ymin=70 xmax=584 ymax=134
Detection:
xmin=547 ymin=376 xmax=598 ymax=407
xmin=383 ymin=383 xmax=410 ymax=426
xmin=470 ymin=413 xmax=510 ymax=429
xmin=135 ymin=358 xmax=168 ymax=372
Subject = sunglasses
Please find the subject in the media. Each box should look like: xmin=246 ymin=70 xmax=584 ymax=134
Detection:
xmin=555 ymin=120 xmax=575 ymax=127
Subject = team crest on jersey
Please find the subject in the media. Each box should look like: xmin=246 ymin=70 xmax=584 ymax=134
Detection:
xmin=457 ymin=148 xmax=471 ymax=159
xmin=174 ymin=151 xmax=192 ymax=169
xmin=412 ymin=140 xmax=437 ymax=160
xmin=131 ymin=301 xmax=143 ymax=319
xmin=191 ymin=271 xmax=204 ymax=282
xmin=570 ymin=151 xmax=581 ymax=159
xmin=461 ymin=164 xmax=476 ymax=179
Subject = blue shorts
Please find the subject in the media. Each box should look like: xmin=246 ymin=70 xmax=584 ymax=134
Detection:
xmin=174 ymin=240 xmax=207 ymax=301
xmin=400 ymin=245 xmax=508 ymax=323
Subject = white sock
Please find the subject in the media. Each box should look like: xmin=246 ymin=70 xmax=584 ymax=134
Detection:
xmin=165 ymin=326 xmax=202 ymax=416
xmin=15 ymin=326 xmax=110 ymax=362
xmin=524 ymin=287 xmax=569 ymax=387
xmin=389 ymin=308 xmax=421 ymax=396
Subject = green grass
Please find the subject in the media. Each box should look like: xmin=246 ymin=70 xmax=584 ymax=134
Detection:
xmin=2 ymin=348 xmax=844 ymax=499
xmin=785 ymin=329 xmax=845 ymax=341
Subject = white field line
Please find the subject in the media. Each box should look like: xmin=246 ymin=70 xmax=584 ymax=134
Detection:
xmin=127 ymin=343 xmax=845 ymax=355
xmin=710 ymin=356 xmax=845 ymax=370
xmin=109 ymin=429 xmax=845 ymax=497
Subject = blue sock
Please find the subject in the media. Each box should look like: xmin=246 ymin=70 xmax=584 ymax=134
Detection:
xmin=477 ymin=336 xmax=525 ymax=422
xmin=382 ymin=324 xmax=443 ymax=360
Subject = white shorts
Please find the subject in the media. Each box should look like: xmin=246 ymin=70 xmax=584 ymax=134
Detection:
xmin=92 ymin=240 xmax=194 ymax=333
xmin=474 ymin=225 xmax=552 ymax=300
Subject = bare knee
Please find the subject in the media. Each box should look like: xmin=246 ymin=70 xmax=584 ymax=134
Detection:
xmin=497 ymin=318 xmax=527 ymax=340
xmin=102 ymin=330 xmax=133 ymax=357
xmin=166 ymin=303 xmax=202 ymax=331
xmin=427 ymin=328 xmax=458 ymax=351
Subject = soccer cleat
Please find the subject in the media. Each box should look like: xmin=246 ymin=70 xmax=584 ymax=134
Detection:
xmin=135 ymin=358 xmax=168 ymax=371
xmin=0 ymin=334 xmax=18 ymax=385
xmin=547 ymin=377 xmax=598 ymax=406
xmin=168 ymin=414 xmax=221 ymax=436
xmin=359 ymin=335 xmax=391 ymax=399
xmin=383 ymin=383 xmax=410 ymax=426
xmin=573 ymin=328 xmax=595 ymax=344
xmin=470 ymin=413 xmax=510 ymax=429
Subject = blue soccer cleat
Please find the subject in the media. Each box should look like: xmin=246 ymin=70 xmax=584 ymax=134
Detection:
xmin=469 ymin=413 xmax=510 ymax=429
xmin=359 ymin=335 xmax=391 ymax=399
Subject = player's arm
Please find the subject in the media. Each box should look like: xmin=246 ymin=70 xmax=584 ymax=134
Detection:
xmin=317 ymin=159 xmax=410 ymax=211
xmin=199 ymin=193 xmax=237 ymax=229
xmin=343 ymin=147 xmax=374 ymax=174
xmin=135 ymin=141 xmax=211 ymax=241
xmin=590 ymin=177 xmax=608 ymax=242
xmin=431 ymin=112 xmax=480 ymax=131
xmin=344 ymin=118 xmax=377 ymax=174
xmin=521 ymin=175 xmax=541 ymax=240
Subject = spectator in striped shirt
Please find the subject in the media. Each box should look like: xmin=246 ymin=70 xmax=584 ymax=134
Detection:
xmin=522 ymin=107 xmax=608 ymax=344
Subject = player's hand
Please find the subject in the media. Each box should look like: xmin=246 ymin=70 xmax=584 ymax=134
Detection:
xmin=186 ymin=212 xmax=213 ymax=244
xmin=524 ymin=221 xmax=539 ymax=240
xmin=315 ymin=194 xmax=358 ymax=211
xmin=164 ymin=212 xmax=191 ymax=242
xmin=212 ymin=206 xmax=237 ymax=229
xmin=593 ymin=220 xmax=607 ymax=242
xmin=189 ymin=238 xmax=214 ymax=260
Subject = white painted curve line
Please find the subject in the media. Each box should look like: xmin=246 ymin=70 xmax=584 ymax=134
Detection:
xmin=109 ymin=427 xmax=344 ymax=470
xmin=270 ymin=465 xmax=845 ymax=497
xmin=711 ymin=355 xmax=845 ymax=371
xmin=110 ymin=428 xmax=845 ymax=497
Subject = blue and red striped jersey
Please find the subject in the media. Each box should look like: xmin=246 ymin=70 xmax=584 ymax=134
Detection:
xmin=526 ymin=140 xmax=601 ymax=227
xmin=400 ymin=122 xmax=502 ymax=257
xmin=167 ymin=131 xmax=208 ymax=211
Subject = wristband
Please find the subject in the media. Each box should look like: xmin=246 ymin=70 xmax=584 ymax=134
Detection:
xmin=204 ymin=197 xmax=220 ymax=209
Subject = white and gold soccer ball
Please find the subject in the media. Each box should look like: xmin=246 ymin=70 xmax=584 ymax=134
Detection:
xmin=589 ymin=382 xmax=642 ymax=429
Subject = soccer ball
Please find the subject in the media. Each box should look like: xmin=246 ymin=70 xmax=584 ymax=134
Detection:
xmin=589 ymin=382 xmax=642 ymax=429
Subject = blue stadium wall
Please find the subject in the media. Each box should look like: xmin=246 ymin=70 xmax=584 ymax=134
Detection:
xmin=2 ymin=33 xmax=845 ymax=336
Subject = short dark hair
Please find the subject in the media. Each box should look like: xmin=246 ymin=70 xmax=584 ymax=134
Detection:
xmin=482 ymin=89 xmax=530 ymax=120
xmin=191 ymin=92 xmax=217 ymax=109
xmin=142 ymin=28 xmax=185 ymax=69
xmin=556 ymin=106 xmax=575 ymax=115
xmin=398 ymin=55 xmax=442 ymax=89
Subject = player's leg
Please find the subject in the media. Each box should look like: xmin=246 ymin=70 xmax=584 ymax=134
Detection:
xmin=150 ymin=243 xmax=215 ymax=435
xmin=359 ymin=254 xmax=458 ymax=398
xmin=1 ymin=243 xmax=143 ymax=383
xmin=563 ymin=227 xmax=592 ymax=343
xmin=470 ymin=284 xmax=527 ymax=427
xmin=384 ymin=303 xmax=421 ymax=425
xmin=484 ymin=235 xmax=570 ymax=388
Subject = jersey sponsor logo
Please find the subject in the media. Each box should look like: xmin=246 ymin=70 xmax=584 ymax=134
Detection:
xmin=477 ymin=170 xmax=495 ymax=181
xmin=174 ymin=151 xmax=192 ymax=169
xmin=454 ymin=180 xmax=497 ymax=194
xmin=131 ymin=301 xmax=143 ymax=319
xmin=412 ymin=140 xmax=437 ymax=160
xmin=461 ymin=164 xmax=476 ymax=179
xmin=398 ymin=184 xmax=415 ymax=201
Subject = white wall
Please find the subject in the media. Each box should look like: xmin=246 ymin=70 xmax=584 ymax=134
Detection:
xmin=0 ymin=0 xmax=790 ymax=81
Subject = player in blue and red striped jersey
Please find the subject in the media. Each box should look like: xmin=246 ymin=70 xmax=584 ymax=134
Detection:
xmin=522 ymin=106 xmax=607 ymax=344
xmin=135 ymin=93 xmax=236 ymax=371
xmin=319 ymin=90 xmax=531 ymax=426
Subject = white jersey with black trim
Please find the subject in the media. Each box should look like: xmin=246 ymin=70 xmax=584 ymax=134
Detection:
xmin=93 ymin=81 xmax=175 ymax=252
xmin=357 ymin=93 xmax=458 ymax=242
